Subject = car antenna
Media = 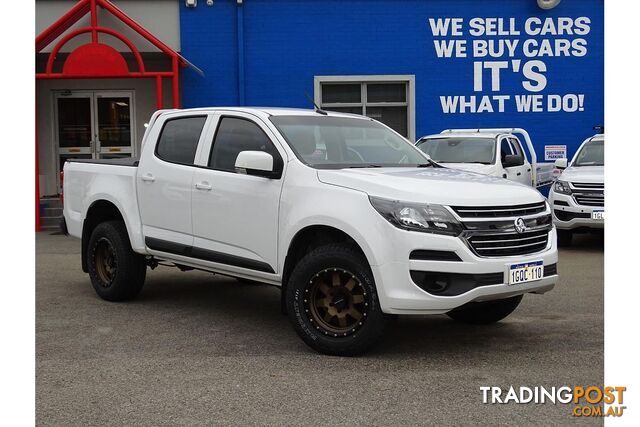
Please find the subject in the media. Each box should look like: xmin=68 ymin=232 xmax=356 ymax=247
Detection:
xmin=305 ymin=92 xmax=328 ymax=115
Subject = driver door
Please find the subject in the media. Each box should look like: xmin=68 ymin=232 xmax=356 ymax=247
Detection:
xmin=190 ymin=113 xmax=286 ymax=274
xmin=500 ymin=137 xmax=529 ymax=185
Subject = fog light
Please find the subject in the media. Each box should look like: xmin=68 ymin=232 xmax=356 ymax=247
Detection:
xmin=425 ymin=275 xmax=450 ymax=293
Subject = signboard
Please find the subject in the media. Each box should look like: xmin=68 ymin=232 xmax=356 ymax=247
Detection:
xmin=545 ymin=144 xmax=567 ymax=160
xmin=428 ymin=17 xmax=592 ymax=115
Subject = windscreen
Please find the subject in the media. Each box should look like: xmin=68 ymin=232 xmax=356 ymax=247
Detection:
xmin=270 ymin=116 xmax=429 ymax=168
xmin=573 ymin=139 xmax=604 ymax=166
xmin=415 ymin=137 xmax=496 ymax=164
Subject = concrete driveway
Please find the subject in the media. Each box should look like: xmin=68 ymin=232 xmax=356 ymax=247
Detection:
xmin=36 ymin=232 xmax=603 ymax=425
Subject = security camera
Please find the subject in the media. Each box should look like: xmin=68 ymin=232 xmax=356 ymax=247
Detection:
xmin=206 ymin=0 xmax=213 ymax=5
xmin=185 ymin=0 xmax=197 ymax=7
xmin=537 ymin=0 xmax=561 ymax=9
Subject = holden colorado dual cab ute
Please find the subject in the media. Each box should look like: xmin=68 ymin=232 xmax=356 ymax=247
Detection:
xmin=548 ymin=133 xmax=604 ymax=246
xmin=415 ymin=128 xmax=554 ymax=189
xmin=62 ymin=107 xmax=558 ymax=355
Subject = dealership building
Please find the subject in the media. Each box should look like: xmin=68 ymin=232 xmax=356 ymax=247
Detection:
xmin=35 ymin=0 xmax=603 ymax=229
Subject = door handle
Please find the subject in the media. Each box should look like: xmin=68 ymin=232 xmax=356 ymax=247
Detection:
xmin=195 ymin=181 xmax=212 ymax=191
xmin=517 ymin=172 xmax=522 ymax=176
xmin=141 ymin=173 xmax=155 ymax=183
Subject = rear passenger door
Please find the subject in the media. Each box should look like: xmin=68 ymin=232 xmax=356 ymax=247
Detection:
xmin=137 ymin=114 xmax=210 ymax=249
xmin=190 ymin=113 xmax=286 ymax=276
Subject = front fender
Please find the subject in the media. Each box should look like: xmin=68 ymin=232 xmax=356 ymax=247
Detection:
xmin=278 ymin=184 xmax=388 ymax=271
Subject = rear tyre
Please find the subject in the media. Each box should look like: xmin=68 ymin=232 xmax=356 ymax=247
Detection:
xmin=87 ymin=221 xmax=146 ymax=302
xmin=446 ymin=295 xmax=523 ymax=325
xmin=557 ymin=230 xmax=573 ymax=247
xmin=286 ymin=243 xmax=387 ymax=356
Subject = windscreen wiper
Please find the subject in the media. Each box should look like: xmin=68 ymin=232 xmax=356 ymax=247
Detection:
xmin=346 ymin=164 xmax=383 ymax=168
xmin=417 ymin=160 xmax=442 ymax=168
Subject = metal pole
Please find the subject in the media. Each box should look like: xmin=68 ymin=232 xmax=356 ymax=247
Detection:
xmin=156 ymin=76 xmax=163 ymax=110
xmin=36 ymin=108 xmax=41 ymax=232
xmin=171 ymin=56 xmax=180 ymax=108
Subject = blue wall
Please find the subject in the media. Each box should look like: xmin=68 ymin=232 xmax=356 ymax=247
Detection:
xmin=180 ymin=0 xmax=604 ymax=161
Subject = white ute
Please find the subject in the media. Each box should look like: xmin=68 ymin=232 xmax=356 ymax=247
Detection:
xmin=548 ymin=133 xmax=604 ymax=246
xmin=415 ymin=128 xmax=554 ymax=189
xmin=62 ymin=108 xmax=558 ymax=355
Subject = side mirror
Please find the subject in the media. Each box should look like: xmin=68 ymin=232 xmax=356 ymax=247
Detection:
xmin=503 ymin=154 xmax=524 ymax=167
xmin=235 ymin=151 xmax=276 ymax=178
xmin=554 ymin=158 xmax=568 ymax=169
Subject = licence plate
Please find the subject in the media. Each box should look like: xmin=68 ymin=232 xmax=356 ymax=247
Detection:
xmin=591 ymin=210 xmax=604 ymax=220
xmin=509 ymin=260 xmax=544 ymax=285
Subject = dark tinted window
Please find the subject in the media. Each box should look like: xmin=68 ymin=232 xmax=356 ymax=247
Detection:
xmin=209 ymin=117 xmax=281 ymax=172
xmin=509 ymin=137 xmax=524 ymax=158
xmin=156 ymin=116 xmax=207 ymax=164
xmin=367 ymin=83 xmax=406 ymax=103
xmin=500 ymin=138 xmax=513 ymax=162
xmin=321 ymin=84 xmax=361 ymax=103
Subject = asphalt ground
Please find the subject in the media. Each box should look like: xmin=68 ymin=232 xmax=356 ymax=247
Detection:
xmin=36 ymin=231 xmax=604 ymax=426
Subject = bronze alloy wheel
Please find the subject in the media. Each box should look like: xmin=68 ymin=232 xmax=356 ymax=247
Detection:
xmin=304 ymin=268 xmax=369 ymax=337
xmin=94 ymin=237 xmax=118 ymax=287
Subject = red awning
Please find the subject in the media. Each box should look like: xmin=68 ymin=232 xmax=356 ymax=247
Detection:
xmin=35 ymin=0 xmax=198 ymax=231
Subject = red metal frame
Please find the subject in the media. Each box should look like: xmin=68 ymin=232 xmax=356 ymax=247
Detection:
xmin=35 ymin=0 xmax=186 ymax=231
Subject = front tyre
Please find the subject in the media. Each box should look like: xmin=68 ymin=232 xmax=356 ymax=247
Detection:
xmin=446 ymin=295 xmax=523 ymax=325
xmin=87 ymin=221 xmax=146 ymax=302
xmin=286 ymin=244 xmax=387 ymax=356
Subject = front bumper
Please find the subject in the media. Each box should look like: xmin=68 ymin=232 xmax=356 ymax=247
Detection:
xmin=370 ymin=221 xmax=558 ymax=315
xmin=549 ymin=190 xmax=604 ymax=231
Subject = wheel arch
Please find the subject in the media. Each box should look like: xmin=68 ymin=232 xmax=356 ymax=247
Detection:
xmin=280 ymin=224 xmax=371 ymax=315
xmin=81 ymin=199 xmax=132 ymax=272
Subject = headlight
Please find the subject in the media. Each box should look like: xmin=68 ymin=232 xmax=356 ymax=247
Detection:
xmin=553 ymin=180 xmax=572 ymax=195
xmin=369 ymin=196 xmax=462 ymax=236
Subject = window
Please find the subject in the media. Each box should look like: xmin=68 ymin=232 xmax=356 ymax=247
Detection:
xmin=500 ymin=138 xmax=513 ymax=162
xmin=416 ymin=137 xmax=496 ymax=164
xmin=509 ymin=137 xmax=524 ymax=158
xmin=314 ymin=76 xmax=415 ymax=140
xmin=574 ymin=139 xmax=604 ymax=166
xmin=209 ymin=117 xmax=282 ymax=173
xmin=156 ymin=116 xmax=207 ymax=164
xmin=271 ymin=116 xmax=427 ymax=169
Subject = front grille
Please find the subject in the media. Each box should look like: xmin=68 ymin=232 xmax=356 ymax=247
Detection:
xmin=410 ymin=250 xmax=462 ymax=262
xmin=411 ymin=264 xmax=557 ymax=296
xmin=451 ymin=201 xmax=547 ymax=218
xmin=573 ymin=193 xmax=604 ymax=207
xmin=467 ymin=229 xmax=549 ymax=257
xmin=410 ymin=271 xmax=504 ymax=296
xmin=572 ymin=182 xmax=604 ymax=190
xmin=571 ymin=182 xmax=604 ymax=207
xmin=554 ymin=210 xmax=591 ymax=221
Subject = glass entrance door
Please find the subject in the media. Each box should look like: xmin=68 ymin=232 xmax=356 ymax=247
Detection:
xmin=55 ymin=91 xmax=135 ymax=187
xmin=56 ymin=93 xmax=94 ymax=166
xmin=94 ymin=92 xmax=134 ymax=159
